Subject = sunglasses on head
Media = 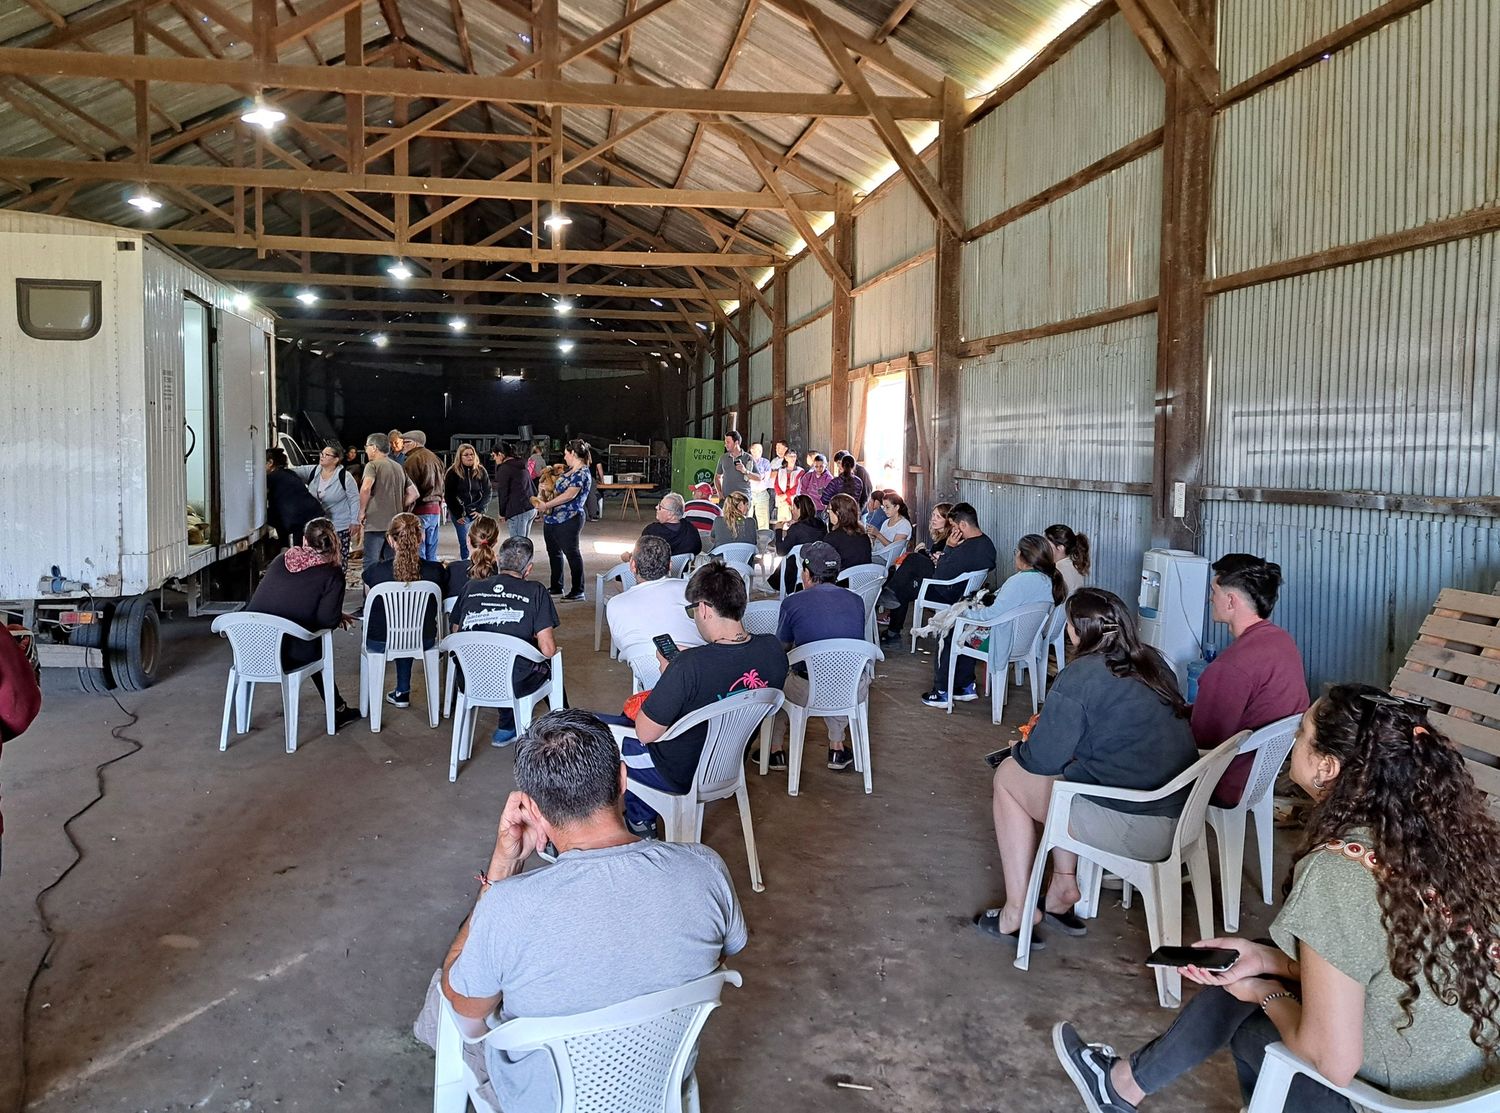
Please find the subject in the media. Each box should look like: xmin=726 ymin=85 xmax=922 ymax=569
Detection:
xmin=1355 ymin=690 xmax=1430 ymax=737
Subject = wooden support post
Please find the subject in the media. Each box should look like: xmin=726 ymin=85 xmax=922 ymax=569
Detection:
xmin=828 ymin=182 xmax=854 ymax=453
xmin=712 ymin=322 xmax=726 ymax=439
xmin=344 ymin=7 xmax=364 ymax=172
xmin=737 ymin=282 xmax=752 ymax=436
xmin=930 ymin=76 xmax=965 ymax=505
xmin=771 ymin=265 xmax=788 ymax=445
xmin=132 ymin=13 xmax=149 ymax=159
xmin=1151 ymin=0 xmax=1215 ymax=547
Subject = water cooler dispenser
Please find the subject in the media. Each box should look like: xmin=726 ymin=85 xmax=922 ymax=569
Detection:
xmin=1138 ymin=548 xmax=1211 ymax=688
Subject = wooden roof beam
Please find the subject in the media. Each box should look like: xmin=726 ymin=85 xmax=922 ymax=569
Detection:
xmin=730 ymin=127 xmax=848 ymax=295
xmin=215 ymin=269 xmax=735 ymax=299
xmin=263 ymin=297 xmax=714 ymax=321
xmin=763 ymin=0 xmax=941 ymax=96
xmin=1136 ymin=0 xmax=1219 ymax=101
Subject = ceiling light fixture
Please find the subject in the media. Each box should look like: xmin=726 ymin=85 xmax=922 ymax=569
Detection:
xmin=555 ymin=299 xmax=573 ymax=315
xmin=387 ymin=261 xmax=414 ymax=281
xmin=372 ymin=333 xmax=388 ymax=348
xmin=543 ymin=209 xmax=572 ymax=230
xmin=295 ymin=290 xmax=318 ymax=306
xmin=558 ymin=340 xmax=575 ymax=354
xmin=127 ymin=188 xmax=162 ymax=213
xmin=240 ymin=99 xmax=286 ymax=130
xmin=231 ymin=292 xmax=251 ymax=311
xmin=449 ymin=318 xmax=466 ymax=331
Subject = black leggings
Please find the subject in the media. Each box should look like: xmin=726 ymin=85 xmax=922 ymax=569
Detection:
xmin=543 ymin=514 xmax=585 ymax=593
xmin=883 ymin=550 xmax=937 ymax=633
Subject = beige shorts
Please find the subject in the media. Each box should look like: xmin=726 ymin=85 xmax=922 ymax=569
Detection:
xmin=1068 ymin=797 xmax=1177 ymax=863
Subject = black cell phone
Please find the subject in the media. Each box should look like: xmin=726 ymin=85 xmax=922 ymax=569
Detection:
xmin=984 ymin=746 xmax=1012 ymax=769
xmin=651 ymin=633 xmax=681 ymax=662
xmin=1145 ymin=945 xmax=1240 ymax=972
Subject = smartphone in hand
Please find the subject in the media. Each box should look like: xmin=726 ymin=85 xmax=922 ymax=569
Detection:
xmin=984 ymin=746 xmax=1012 ymax=768
xmin=651 ymin=633 xmax=681 ymax=663
xmin=1145 ymin=945 xmax=1240 ymax=972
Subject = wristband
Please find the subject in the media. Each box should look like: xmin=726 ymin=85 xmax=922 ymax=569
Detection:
xmin=1259 ymin=990 xmax=1297 ymax=1012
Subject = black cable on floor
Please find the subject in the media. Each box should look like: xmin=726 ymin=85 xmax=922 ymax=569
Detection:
xmin=12 ymin=689 xmax=143 ymax=1113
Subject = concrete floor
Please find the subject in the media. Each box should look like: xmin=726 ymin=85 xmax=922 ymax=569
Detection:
xmin=0 ymin=514 xmax=1269 ymax=1113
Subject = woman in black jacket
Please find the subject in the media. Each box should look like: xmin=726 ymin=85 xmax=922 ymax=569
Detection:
xmin=490 ymin=445 xmax=537 ymax=539
xmin=824 ymin=493 xmax=873 ymax=571
xmin=444 ymin=443 xmax=491 ymax=559
xmin=770 ymin=494 xmax=828 ymax=591
xmin=265 ymin=447 xmax=325 ymax=546
xmin=246 ymin=518 xmax=360 ymax=729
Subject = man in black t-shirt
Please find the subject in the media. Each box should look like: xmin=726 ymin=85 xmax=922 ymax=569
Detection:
xmin=640 ymin=493 xmax=703 ymax=559
xmin=620 ymin=563 xmax=788 ymax=837
xmin=450 ymin=536 xmax=559 ymax=746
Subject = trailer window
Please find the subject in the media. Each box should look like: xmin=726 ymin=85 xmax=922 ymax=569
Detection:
xmin=16 ymin=279 xmax=102 ymax=340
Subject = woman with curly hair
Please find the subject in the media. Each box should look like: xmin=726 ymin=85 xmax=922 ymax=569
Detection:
xmin=1052 ymin=683 xmax=1500 ymax=1112
xmin=362 ymin=512 xmax=448 ymax=710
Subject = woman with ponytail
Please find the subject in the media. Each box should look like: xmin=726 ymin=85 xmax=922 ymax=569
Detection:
xmin=1053 ymin=685 xmax=1500 ymax=1112
xmin=247 ymin=517 xmax=360 ymax=729
xmin=925 ymin=533 xmax=1067 ymax=705
xmin=976 ymin=587 xmax=1198 ymax=946
xmin=1044 ymin=523 xmax=1091 ymax=596
xmin=362 ymin=511 xmax=449 ymax=710
xmin=445 ymin=513 xmax=501 ymax=597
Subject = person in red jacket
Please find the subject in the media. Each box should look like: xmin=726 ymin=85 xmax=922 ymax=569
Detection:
xmin=1 ymin=624 xmax=43 ymax=867
xmin=1193 ymin=553 xmax=1310 ymax=806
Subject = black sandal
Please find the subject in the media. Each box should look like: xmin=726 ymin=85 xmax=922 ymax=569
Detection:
xmin=1042 ymin=909 xmax=1089 ymax=936
xmin=973 ymin=908 xmax=1046 ymax=950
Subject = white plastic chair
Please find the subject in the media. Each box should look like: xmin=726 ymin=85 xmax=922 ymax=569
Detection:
xmin=211 ymin=613 xmax=336 ymax=753
xmin=359 ymin=580 xmax=444 ymax=732
xmin=1040 ymin=603 xmax=1068 ymax=679
xmin=741 ymin=599 xmax=780 ymax=637
xmin=442 ymin=632 xmax=563 ymax=782
xmin=775 ymin=544 xmax=805 ymax=600
xmin=434 ymin=970 xmax=741 ymax=1113
xmin=1247 ymin=1042 xmax=1500 ymax=1113
xmin=843 ymin=578 xmax=884 ymax=642
xmin=709 ymin=542 xmax=757 ymax=566
xmin=910 ymin=568 xmax=989 ymax=654
xmin=835 ymin=564 xmax=886 ymax=593
xmin=615 ymin=688 xmax=783 ymax=892
xmin=1013 ymin=733 xmax=1245 ymax=1008
xmin=872 ymin=537 xmax=907 ymax=568
xmin=442 ymin=596 xmax=459 ymax=718
xmin=1207 ymin=713 xmax=1303 ymax=932
xmin=758 ymin=639 xmax=882 ymax=795
xmin=619 ymin=640 xmax=662 ymax=694
xmin=594 ymin=561 xmax=637 ymax=654
xmin=669 ymin=552 xmax=695 ymax=578
xmin=943 ymin=601 xmax=1052 ymax=721
xmin=722 ymin=560 xmax=755 ymax=600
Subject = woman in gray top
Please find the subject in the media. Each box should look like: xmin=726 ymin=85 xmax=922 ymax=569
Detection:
xmin=1052 ymin=685 xmax=1500 ymax=1112
xmin=978 ymin=588 xmax=1197 ymax=946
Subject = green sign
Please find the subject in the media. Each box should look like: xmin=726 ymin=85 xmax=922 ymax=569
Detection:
xmin=670 ymin=437 xmax=723 ymax=498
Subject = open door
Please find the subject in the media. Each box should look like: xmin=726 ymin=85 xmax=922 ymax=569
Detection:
xmin=862 ymin=373 xmax=907 ymax=494
xmin=183 ymin=295 xmax=216 ymax=547
xmin=215 ymin=312 xmax=269 ymax=543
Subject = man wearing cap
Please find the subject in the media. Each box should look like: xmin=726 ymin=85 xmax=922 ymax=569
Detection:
xmin=401 ymin=430 xmax=445 ymax=560
xmin=765 ymin=540 xmax=868 ymax=773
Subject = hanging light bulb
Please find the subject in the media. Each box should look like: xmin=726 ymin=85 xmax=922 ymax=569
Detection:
xmin=240 ymin=99 xmax=286 ymax=130
xmin=372 ymin=333 xmax=389 ymax=348
xmin=555 ymin=299 xmax=573 ymax=315
xmin=295 ymin=290 xmax=318 ymax=306
xmin=543 ymin=209 xmax=572 ymax=230
xmin=127 ymin=187 xmax=163 ymax=213
xmin=387 ymin=261 xmax=414 ymax=281
xmin=558 ymin=340 xmax=575 ymax=354
xmin=448 ymin=318 xmax=466 ymax=332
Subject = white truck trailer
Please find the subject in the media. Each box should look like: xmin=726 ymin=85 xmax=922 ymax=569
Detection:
xmin=0 ymin=211 xmax=276 ymax=690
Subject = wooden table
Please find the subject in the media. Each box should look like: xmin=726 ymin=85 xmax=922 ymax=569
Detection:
xmin=597 ymin=483 xmax=654 ymax=519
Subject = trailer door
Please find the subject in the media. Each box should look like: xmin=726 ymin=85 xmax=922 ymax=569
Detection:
xmin=215 ymin=312 xmax=268 ymax=542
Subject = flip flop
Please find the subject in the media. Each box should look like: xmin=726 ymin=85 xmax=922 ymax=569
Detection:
xmin=1042 ymin=909 xmax=1089 ymax=937
xmin=973 ymin=909 xmax=1046 ymax=950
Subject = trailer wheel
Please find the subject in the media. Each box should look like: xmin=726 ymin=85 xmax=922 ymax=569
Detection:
xmin=107 ymin=595 xmax=161 ymax=691
xmin=71 ymin=605 xmax=115 ymax=692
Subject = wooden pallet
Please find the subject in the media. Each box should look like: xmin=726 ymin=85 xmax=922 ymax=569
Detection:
xmin=1391 ymin=588 xmax=1500 ymax=801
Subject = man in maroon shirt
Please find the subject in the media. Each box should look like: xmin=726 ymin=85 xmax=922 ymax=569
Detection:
xmin=1192 ymin=554 xmax=1309 ymax=807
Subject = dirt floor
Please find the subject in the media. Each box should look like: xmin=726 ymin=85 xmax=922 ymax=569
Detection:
xmin=0 ymin=514 xmax=1268 ymax=1112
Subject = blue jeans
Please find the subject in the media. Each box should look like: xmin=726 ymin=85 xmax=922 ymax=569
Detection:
xmin=418 ymin=513 xmax=441 ymax=561
xmin=453 ymin=516 xmax=471 ymax=560
xmin=366 ymin=637 xmax=435 ymax=694
xmin=506 ymin=510 xmax=536 ymax=539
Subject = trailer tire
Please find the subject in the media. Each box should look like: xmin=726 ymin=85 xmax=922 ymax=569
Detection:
xmin=71 ymin=605 xmax=115 ymax=692
xmin=107 ymin=595 xmax=161 ymax=691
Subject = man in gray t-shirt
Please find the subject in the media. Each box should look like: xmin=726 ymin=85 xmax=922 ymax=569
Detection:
xmin=442 ymin=710 xmax=746 ymax=1113
xmin=715 ymin=429 xmax=752 ymax=499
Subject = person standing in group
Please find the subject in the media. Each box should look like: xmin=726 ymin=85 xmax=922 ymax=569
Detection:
xmin=819 ymin=453 xmax=866 ymax=511
xmin=294 ymin=442 xmax=362 ymax=567
xmin=388 ymin=430 xmax=407 ymax=465
xmin=341 ymin=444 xmax=364 ymax=485
xmin=746 ymin=442 xmax=773 ymax=531
xmin=527 ymin=441 xmax=547 ymax=484
xmin=589 ymin=458 xmax=607 ymax=521
xmin=265 ymin=447 xmax=326 ymax=548
xmin=363 ymin=512 xmax=448 ymax=711
xmin=490 ymin=444 xmax=536 ymax=539
xmin=400 ymin=430 xmax=445 ymax=562
xmin=772 ymin=443 xmax=802 ymax=525
xmin=536 ymin=440 xmax=593 ymax=602
xmin=715 ymin=430 xmax=753 ymax=504
xmin=445 ymin=443 xmax=492 ymax=560
xmin=1044 ymin=523 xmax=1091 ymax=597
xmin=800 ymin=453 xmax=834 ymax=510
xmin=359 ymin=432 xmax=416 ymax=565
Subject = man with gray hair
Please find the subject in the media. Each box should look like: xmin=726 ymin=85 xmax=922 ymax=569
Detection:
xmin=440 ymin=709 xmax=746 ymax=1113
xmin=606 ymin=534 xmax=702 ymax=661
xmin=449 ymin=536 xmax=559 ymax=747
xmin=640 ymin=492 xmax=702 ymax=559
xmin=358 ymin=431 xmax=416 ymax=565
xmin=401 ymin=429 xmax=445 ymax=560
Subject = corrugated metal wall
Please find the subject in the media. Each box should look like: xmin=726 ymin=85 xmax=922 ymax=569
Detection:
xmin=963 ymin=150 xmax=1162 ymax=339
xmin=750 ymin=347 xmax=772 ymax=399
xmin=807 ymin=382 xmax=831 ymax=456
xmin=787 ymin=255 xmax=832 ymax=324
xmin=748 ymin=301 xmax=772 ymax=350
xmin=855 ymin=171 xmax=936 ymax=282
xmin=748 ymin=400 xmax=772 ymax=446
xmin=787 ymin=313 xmax=832 ymax=388
xmin=853 ymin=260 xmax=934 ymax=366
xmin=1213 ymin=0 xmax=1499 ymax=276
xmin=723 ymin=358 xmax=739 ymax=409
xmin=1203 ymin=0 xmax=1500 ymax=687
